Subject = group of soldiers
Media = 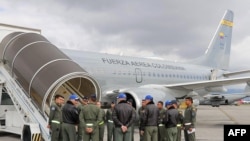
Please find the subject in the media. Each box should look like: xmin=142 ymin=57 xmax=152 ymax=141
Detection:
xmin=47 ymin=93 xmax=106 ymax=141
xmin=47 ymin=93 xmax=197 ymax=141
xmin=138 ymin=96 xmax=197 ymax=141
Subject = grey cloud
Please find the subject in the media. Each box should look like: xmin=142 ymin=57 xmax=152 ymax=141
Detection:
xmin=1 ymin=0 xmax=250 ymax=71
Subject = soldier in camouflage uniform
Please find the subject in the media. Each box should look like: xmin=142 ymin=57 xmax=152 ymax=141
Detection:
xmin=79 ymin=94 xmax=102 ymax=141
xmin=47 ymin=94 xmax=65 ymax=141
xmin=183 ymin=97 xmax=197 ymax=141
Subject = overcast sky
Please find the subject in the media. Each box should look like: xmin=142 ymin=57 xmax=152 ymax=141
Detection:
xmin=1 ymin=0 xmax=250 ymax=71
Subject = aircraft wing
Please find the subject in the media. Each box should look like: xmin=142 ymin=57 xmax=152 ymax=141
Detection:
xmin=223 ymin=70 xmax=250 ymax=77
xmin=164 ymin=76 xmax=250 ymax=91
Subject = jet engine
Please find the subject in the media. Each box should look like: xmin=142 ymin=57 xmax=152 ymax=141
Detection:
xmin=118 ymin=87 xmax=176 ymax=110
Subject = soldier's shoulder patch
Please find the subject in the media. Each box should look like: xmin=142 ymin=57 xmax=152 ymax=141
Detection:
xmin=191 ymin=107 xmax=197 ymax=117
xmin=51 ymin=106 xmax=56 ymax=111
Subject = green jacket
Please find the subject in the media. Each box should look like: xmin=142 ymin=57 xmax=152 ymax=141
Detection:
xmin=99 ymin=108 xmax=106 ymax=126
xmin=79 ymin=103 xmax=102 ymax=129
xmin=48 ymin=102 xmax=62 ymax=125
xmin=106 ymin=108 xmax=113 ymax=122
xmin=184 ymin=104 xmax=196 ymax=128
xmin=158 ymin=108 xmax=166 ymax=124
xmin=138 ymin=106 xmax=145 ymax=130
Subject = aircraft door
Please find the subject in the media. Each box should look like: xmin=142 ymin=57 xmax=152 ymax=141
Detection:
xmin=135 ymin=68 xmax=142 ymax=83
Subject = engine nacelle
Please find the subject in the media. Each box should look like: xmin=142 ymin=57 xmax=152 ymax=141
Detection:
xmin=205 ymin=86 xmax=227 ymax=92
xmin=119 ymin=87 xmax=176 ymax=111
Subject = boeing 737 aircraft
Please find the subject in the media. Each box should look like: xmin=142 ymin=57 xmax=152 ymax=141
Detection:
xmin=2 ymin=9 xmax=250 ymax=140
xmin=60 ymin=9 xmax=250 ymax=109
xmin=1 ymin=9 xmax=250 ymax=115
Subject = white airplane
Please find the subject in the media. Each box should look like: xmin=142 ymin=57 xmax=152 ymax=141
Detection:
xmin=1 ymin=9 xmax=250 ymax=116
xmin=60 ymin=9 xmax=250 ymax=109
xmin=198 ymin=87 xmax=250 ymax=107
xmin=4 ymin=9 xmax=250 ymax=141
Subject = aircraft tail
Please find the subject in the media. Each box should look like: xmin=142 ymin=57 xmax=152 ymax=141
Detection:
xmin=192 ymin=10 xmax=234 ymax=70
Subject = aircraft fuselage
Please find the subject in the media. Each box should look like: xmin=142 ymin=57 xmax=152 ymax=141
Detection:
xmin=63 ymin=49 xmax=220 ymax=99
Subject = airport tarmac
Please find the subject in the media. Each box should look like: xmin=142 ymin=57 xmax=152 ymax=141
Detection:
xmin=1 ymin=104 xmax=250 ymax=141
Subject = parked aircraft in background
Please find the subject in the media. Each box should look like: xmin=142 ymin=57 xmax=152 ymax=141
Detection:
xmin=200 ymin=93 xmax=249 ymax=107
xmin=242 ymin=97 xmax=250 ymax=104
xmin=198 ymin=87 xmax=250 ymax=107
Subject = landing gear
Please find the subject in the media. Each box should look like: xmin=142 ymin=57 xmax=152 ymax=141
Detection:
xmin=211 ymin=102 xmax=220 ymax=107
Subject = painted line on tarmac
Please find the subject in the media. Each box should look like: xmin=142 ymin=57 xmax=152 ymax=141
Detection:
xmin=218 ymin=107 xmax=238 ymax=124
